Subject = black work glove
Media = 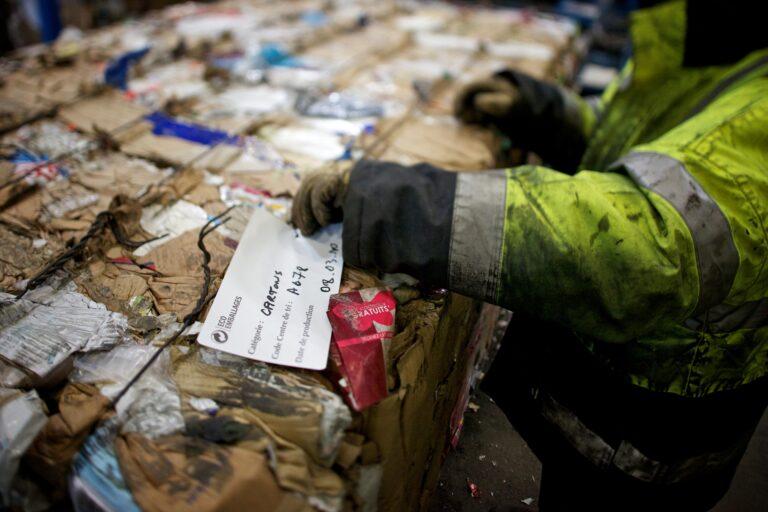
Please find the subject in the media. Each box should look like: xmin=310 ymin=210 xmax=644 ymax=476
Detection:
xmin=453 ymin=76 xmax=521 ymax=127
xmin=291 ymin=167 xmax=350 ymax=236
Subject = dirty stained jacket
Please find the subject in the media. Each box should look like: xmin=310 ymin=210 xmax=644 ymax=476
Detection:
xmin=341 ymin=0 xmax=768 ymax=398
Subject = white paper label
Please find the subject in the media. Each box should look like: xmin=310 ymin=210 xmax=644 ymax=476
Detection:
xmin=198 ymin=207 xmax=342 ymax=370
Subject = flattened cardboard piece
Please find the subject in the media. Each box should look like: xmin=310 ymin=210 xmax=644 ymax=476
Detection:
xmin=148 ymin=275 xmax=205 ymax=319
xmin=139 ymin=229 xmax=234 ymax=278
xmin=115 ymin=434 xmax=308 ymax=512
xmin=58 ymin=90 xmax=149 ymax=135
xmin=375 ymin=117 xmax=496 ymax=171
xmin=24 ymin=383 xmax=111 ymax=492
xmin=191 ymin=143 xmax=242 ymax=172
xmin=183 ymin=183 xmax=221 ymax=205
xmin=362 ymin=294 xmax=482 ymax=512
xmin=119 ymin=131 xmax=211 ymax=167
xmin=72 ymin=154 xmax=167 ymax=198
xmin=172 ymin=347 xmax=351 ymax=468
xmin=76 ymin=261 xmax=152 ymax=316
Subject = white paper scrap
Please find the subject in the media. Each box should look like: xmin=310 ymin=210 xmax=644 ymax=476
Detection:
xmin=198 ymin=207 xmax=342 ymax=370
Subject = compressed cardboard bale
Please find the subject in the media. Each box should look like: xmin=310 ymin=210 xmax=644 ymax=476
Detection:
xmin=344 ymin=46 xmax=476 ymax=116
xmin=192 ymin=143 xmax=243 ymax=172
xmin=188 ymin=85 xmax=294 ymax=134
xmin=15 ymin=63 xmax=103 ymax=104
xmin=126 ymin=58 xmax=209 ymax=111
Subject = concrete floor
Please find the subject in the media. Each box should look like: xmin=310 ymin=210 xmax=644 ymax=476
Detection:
xmin=429 ymin=392 xmax=768 ymax=511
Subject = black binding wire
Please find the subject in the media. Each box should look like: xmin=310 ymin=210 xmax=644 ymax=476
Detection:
xmin=17 ymin=210 xmax=167 ymax=299
xmin=109 ymin=205 xmax=236 ymax=408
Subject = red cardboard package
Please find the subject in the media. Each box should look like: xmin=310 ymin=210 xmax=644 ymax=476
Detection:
xmin=327 ymin=288 xmax=396 ymax=411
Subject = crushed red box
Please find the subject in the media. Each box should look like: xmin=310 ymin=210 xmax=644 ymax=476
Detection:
xmin=327 ymin=288 xmax=396 ymax=411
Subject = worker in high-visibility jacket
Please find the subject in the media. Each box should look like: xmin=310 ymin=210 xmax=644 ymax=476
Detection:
xmin=292 ymin=1 xmax=768 ymax=509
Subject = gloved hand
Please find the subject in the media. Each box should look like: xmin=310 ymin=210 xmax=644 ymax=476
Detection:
xmin=453 ymin=76 xmax=520 ymax=126
xmin=291 ymin=168 xmax=349 ymax=236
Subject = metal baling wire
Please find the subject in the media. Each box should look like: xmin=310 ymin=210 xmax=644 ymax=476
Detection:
xmin=16 ymin=210 xmax=168 ymax=299
xmin=109 ymin=205 xmax=237 ymax=409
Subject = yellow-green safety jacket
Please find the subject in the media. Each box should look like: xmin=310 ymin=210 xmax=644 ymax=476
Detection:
xmin=342 ymin=0 xmax=768 ymax=398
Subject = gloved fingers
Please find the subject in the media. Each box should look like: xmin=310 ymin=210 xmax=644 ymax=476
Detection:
xmin=454 ymin=77 xmax=516 ymax=124
xmin=474 ymin=91 xmax=517 ymax=118
xmin=310 ymin=174 xmax=341 ymax=228
xmin=291 ymin=175 xmax=321 ymax=236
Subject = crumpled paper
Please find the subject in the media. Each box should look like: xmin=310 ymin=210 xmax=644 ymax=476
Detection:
xmin=0 ymin=280 xmax=129 ymax=379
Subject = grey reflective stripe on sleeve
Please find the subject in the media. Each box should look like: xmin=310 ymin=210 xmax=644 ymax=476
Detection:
xmin=541 ymin=393 xmax=749 ymax=484
xmin=611 ymin=151 xmax=739 ymax=313
xmin=540 ymin=394 xmax=614 ymax=468
xmin=685 ymin=298 xmax=768 ymax=333
xmin=448 ymin=171 xmax=507 ymax=302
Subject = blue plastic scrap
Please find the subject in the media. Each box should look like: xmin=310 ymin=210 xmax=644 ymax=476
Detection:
xmin=70 ymin=421 xmax=141 ymax=512
xmin=144 ymin=112 xmax=239 ymax=146
xmin=9 ymin=150 xmax=69 ymax=179
xmin=104 ymin=47 xmax=151 ymax=90
xmin=258 ymin=43 xmax=304 ymax=68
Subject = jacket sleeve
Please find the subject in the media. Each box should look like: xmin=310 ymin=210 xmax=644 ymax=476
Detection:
xmin=342 ymin=159 xmax=700 ymax=344
xmin=493 ymin=70 xmax=598 ymax=173
xmin=342 ymin=74 xmax=768 ymax=345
